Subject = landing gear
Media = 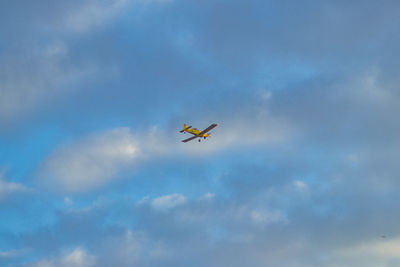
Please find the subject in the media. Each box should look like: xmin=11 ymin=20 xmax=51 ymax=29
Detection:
xmin=198 ymin=139 xmax=201 ymax=142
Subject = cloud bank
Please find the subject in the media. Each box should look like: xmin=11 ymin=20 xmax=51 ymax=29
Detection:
xmin=39 ymin=128 xmax=138 ymax=193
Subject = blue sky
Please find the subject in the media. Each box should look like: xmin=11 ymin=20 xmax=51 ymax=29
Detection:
xmin=1 ymin=0 xmax=400 ymax=266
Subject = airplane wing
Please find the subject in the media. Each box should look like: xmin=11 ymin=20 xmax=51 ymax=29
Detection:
xmin=198 ymin=123 xmax=218 ymax=136
xmin=181 ymin=136 xmax=198 ymax=143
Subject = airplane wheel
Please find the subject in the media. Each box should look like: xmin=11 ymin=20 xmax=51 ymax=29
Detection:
xmin=198 ymin=139 xmax=201 ymax=142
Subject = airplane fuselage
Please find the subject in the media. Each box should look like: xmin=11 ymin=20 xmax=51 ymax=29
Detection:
xmin=184 ymin=128 xmax=210 ymax=138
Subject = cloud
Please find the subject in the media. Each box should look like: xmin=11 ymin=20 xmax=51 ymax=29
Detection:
xmin=64 ymin=197 xmax=74 ymax=206
xmin=0 ymin=0 xmax=177 ymax=126
xmin=0 ymin=180 xmax=30 ymax=199
xmin=96 ymin=230 xmax=175 ymax=266
xmin=52 ymin=0 xmax=175 ymax=33
xmin=0 ymin=171 xmax=30 ymax=201
xmin=15 ymin=170 xmax=400 ymax=267
xmin=293 ymin=180 xmax=308 ymax=193
xmin=150 ymin=193 xmax=187 ymax=211
xmin=0 ymin=40 xmax=97 ymax=125
xmin=0 ymin=250 xmax=19 ymax=258
xmin=4 ymin=1 xmax=400 ymax=266
xmin=322 ymin=237 xmax=400 ymax=267
xmin=142 ymin=92 xmax=292 ymax=155
xmin=39 ymin=128 xmax=138 ymax=193
xmin=19 ymin=190 xmax=292 ymax=266
xmin=27 ymin=247 xmax=96 ymax=267
xmin=61 ymin=0 xmax=129 ymax=33
xmin=137 ymin=193 xmax=187 ymax=211
xmin=200 ymin=192 xmax=215 ymax=200
xmin=249 ymin=208 xmax=286 ymax=225
xmin=38 ymin=92 xmax=292 ymax=194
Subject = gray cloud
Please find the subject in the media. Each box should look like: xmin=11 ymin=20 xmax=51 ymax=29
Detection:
xmin=38 ymin=128 xmax=139 ymax=193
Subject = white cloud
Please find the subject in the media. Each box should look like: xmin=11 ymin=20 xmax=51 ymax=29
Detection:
xmin=328 ymin=237 xmax=400 ymax=266
xmin=39 ymin=108 xmax=291 ymax=194
xmin=52 ymin=0 xmax=174 ymax=34
xmin=0 ymin=250 xmax=19 ymax=258
xmin=141 ymin=109 xmax=291 ymax=157
xmin=228 ymin=205 xmax=287 ymax=226
xmin=200 ymin=192 xmax=216 ymax=200
xmin=93 ymin=230 xmax=173 ymax=266
xmin=39 ymin=128 xmax=139 ymax=193
xmin=62 ymin=0 xmax=129 ymax=33
xmin=38 ymin=95 xmax=293 ymax=194
xmin=258 ymin=89 xmax=272 ymax=101
xmin=0 ymin=171 xmax=31 ymax=200
xmin=29 ymin=247 xmax=96 ymax=267
xmin=151 ymin=193 xmax=187 ymax=211
xmin=249 ymin=209 xmax=286 ymax=225
xmin=293 ymin=180 xmax=308 ymax=192
xmin=61 ymin=248 xmax=95 ymax=267
xmin=137 ymin=193 xmax=188 ymax=212
xmin=188 ymin=116 xmax=288 ymax=153
xmin=0 ymin=180 xmax=30 ymax=198
xmin=64 ymin=197 xmax=74 ymax=206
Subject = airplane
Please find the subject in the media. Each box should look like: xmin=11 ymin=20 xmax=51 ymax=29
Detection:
xmin=180 ymin=123 xmax=218 ymax=143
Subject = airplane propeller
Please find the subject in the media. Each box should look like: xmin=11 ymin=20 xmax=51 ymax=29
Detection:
xmin=204 ymin=134 xmax=212 ymax=140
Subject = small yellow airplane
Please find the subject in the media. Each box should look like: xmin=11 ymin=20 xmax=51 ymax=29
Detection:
xmin=180 ymin=123 xmax=218 ymax=142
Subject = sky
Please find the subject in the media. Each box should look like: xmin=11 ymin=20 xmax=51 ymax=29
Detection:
xmin=1 ymin=0 xmax=400 ymax=266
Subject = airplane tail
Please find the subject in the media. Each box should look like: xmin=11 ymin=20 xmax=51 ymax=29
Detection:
xmin=180 ymin=123 xmax=191 ymax=133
